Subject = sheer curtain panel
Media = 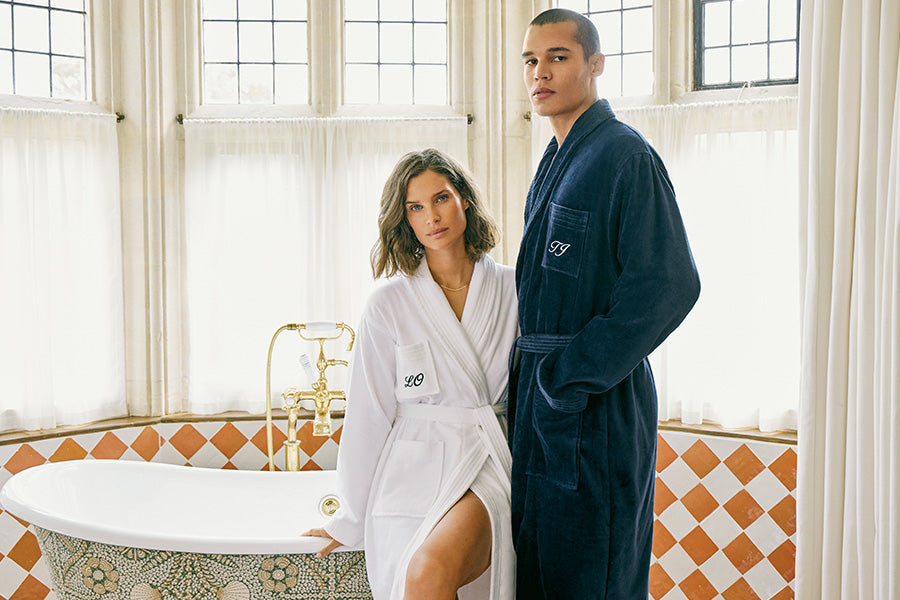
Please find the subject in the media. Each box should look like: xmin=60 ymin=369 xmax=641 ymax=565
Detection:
xmin=796 ymin=0 xmax=900 ymax=598
xmin=531 ymin=98 xmax=800 ymax=431
xmin=0 ymin=108 xmax=127 ymax=432
xmin=182 ymin=117 xmax=468 ymax=415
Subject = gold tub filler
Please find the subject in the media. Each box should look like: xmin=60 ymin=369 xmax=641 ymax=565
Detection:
xmin=265 ymin=321 xmax=355 ymax=471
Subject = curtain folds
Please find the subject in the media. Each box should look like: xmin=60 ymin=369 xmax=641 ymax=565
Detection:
xmin=796 ymin=0 xmax=900 ymax=598
xmin=534 ymin=97 xmax=800 ymax=431
xmin=181 ymin=117 xmax=468 ymax=415
xmin=0 ymin=108 xmax=127 ymax=432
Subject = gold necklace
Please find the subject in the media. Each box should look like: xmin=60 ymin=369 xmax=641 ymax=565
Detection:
xmin=438 ymin=281 xmax=469 ymax=292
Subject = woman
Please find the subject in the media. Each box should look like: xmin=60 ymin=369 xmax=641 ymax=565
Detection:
xmin=303 ymin=149 xmax=517 ymax=600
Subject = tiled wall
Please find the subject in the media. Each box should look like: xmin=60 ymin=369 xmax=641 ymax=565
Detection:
xmin=0 ymin=418 xmax=342 ymax=600
xmin=0 ymin=422 xmax=794 ymax=600
xmin=651 ymin=432 xmax=796 ymax=600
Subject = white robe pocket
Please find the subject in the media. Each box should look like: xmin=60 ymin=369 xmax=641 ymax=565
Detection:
xmin=371 ymin=439 xmax=444 ymax=517
xmin=395 ymin=341 xmax=440 ymax=399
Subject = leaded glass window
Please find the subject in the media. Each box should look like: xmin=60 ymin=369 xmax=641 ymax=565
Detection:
xmin=0 ymin=0 xmax=87 ymax=99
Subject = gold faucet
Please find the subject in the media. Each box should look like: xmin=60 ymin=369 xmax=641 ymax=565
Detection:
xmin=265 ymin=322 xmax=355 ymax=471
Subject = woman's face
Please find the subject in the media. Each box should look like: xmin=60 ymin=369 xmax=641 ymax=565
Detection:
xmin=404 ymin=169 xmax=469 ymax=256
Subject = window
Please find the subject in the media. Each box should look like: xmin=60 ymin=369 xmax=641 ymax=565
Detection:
xmin=199 ymin=0 xmax=450 ymax=107
xmin=343 ymin=0 xmax=448 ymax=105
xmin=201 ymin=0 xmax=309 ymax=104
xmin=558 ymin=0 xmax=654 ymax=98
xmin=0 ymin=0 xmax=88 ymax=99
xmin=694 ymin=0 xmax=800 ymax=89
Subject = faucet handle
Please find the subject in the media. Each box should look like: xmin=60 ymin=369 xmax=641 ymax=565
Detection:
xmin=297 ymin=322 xmax=356 ymax=351
xmin=303 ymin=321 xmax=339 ymax=334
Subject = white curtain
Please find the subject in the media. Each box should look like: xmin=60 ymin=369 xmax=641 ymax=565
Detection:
xmin=796 ymin=0 xmax=900 ymax=598
xmin=0 ymin=108 xmax=127 ymax=432
xmin=530 ymin=97 xmax=800 ymax=431
xmin=182 ymin=117 xmax=468 ymax=414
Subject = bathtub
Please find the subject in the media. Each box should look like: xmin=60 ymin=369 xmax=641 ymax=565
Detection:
xmin=0 ymin=459 xmax=371 ymax=600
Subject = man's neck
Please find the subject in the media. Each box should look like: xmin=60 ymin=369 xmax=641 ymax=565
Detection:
xmin=549 ymin=98 xmax=597 ymax=147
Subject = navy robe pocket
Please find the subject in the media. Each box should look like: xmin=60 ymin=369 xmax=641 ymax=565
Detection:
xmin=541 ymin=203 xmax=589 ymax=278
xmin=527 ymin=392 xmax=582 ymax=490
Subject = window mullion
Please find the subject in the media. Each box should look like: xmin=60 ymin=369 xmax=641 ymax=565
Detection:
xmin=309 ymin=0 xmax=340 ymax=115
xmin=653 ymin=0 xmax=670 ymax=103
xmin=667 ymin=0 xmax=693 ymax=103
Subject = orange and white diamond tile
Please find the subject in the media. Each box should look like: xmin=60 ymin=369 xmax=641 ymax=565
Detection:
xmin=0 ymin=510 xmax=53 ymax=600
xmin=652 ymin=430 xmax=797 ymax=600
xmin=231 ymin=437 xmax=276 ymax=471
xmin=0 ymin=418 xmax=344 ymax=600
xmin=309 ymin=439 xmax=340 ymax=471
xmin=0 ymin=421 xmax=795 ymax=600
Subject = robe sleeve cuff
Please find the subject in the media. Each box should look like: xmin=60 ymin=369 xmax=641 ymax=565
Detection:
xmin=536 ymin=350 xmax=589 ymax=413
xmin=323 ymin=517 xmax=363 ymax=549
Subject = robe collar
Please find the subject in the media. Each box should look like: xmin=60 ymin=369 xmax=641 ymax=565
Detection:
xmin=523 ymin=99 xmax=616 ymax=238
xmin=406 ymin=255 xmax=497 ymax=405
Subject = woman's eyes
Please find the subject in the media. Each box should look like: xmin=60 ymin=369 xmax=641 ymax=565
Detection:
xmin=408 ymin=194 xmax=448 ymax=212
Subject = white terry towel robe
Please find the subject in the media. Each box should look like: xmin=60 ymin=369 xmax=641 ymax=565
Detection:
xmin=324 ymin=255 xmax=518 ymax=600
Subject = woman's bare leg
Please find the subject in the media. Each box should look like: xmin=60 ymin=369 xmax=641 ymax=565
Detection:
xmin=404 ymin=490 xmax=492 ymax=600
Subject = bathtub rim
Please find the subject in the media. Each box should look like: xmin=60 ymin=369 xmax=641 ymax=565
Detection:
xmin=0 ymin=459 xmax=362 ymax=555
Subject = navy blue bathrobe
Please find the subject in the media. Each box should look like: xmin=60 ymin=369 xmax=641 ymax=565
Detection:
xmin=510 ymin=100 xmax=700 ymax=599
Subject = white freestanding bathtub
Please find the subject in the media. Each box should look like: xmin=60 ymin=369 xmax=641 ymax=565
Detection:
xmin=0 ymin=459 xmax=370 ymax=600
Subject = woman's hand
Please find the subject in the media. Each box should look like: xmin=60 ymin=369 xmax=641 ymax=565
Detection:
xmin=301 ymin=528 xmax=343 ymax=558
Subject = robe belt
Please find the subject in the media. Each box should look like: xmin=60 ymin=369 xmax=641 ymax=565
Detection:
xmin=395 ymin=402 xmax=513 ymax=490
xmin=508 ymin=334 xmax=574 ymax=375
xmin=515 ymin=333 xmax=575 ymax=354
xmin=395 ymin=402 xmax=505 ymax=424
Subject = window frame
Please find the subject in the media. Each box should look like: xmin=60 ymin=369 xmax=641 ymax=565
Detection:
xmin=199 ymin=3 xmax=311 ymax=106
xmin=342 ymin=2 xmax=451 ymax=107
xmin=0 ymin=0 xmax=111 ymax=112
xmin=187 ymin=0 xmax=463 ymax=119
xmin=572 ymin=0 xmax=800 ymax=111
xmin=691 ymin=0 xmax=800 ymax=92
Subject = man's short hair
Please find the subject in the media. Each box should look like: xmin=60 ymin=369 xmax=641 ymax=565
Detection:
xmin=530 ymin=8 xmax=601 ymax=59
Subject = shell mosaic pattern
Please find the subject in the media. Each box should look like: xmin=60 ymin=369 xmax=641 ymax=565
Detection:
xmin=34 ymin=527 xmax=372 ymax=600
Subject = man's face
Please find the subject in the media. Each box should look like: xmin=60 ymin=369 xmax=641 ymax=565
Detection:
xmin=522 ymin=21 xmax=604 ymax=126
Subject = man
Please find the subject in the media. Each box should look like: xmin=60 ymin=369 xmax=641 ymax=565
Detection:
xmin=509 ymin=8 xmax=701 ymax=599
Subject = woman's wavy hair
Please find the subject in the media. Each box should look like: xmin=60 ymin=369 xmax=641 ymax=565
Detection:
xmin=371 ymin=148 xmax=499 ymax=279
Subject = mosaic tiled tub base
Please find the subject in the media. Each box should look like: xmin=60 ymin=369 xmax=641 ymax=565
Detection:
xmin=34 ymin=527 xmax=372 ymax=600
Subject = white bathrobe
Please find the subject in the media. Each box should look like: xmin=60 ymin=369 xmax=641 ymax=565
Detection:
xmin=324 ymin=254 xmax=518 ymax=600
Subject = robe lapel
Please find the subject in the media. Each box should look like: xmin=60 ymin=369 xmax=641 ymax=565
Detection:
xmin=460 ymin=254 xmax=497 ymax=353
xmin=523 ymin=139 xmax=559 ymax=231
xmin=521 ymin=100 xmax=618 ymax=244
xmin=407 ymin=257 xmax=492 ymax=406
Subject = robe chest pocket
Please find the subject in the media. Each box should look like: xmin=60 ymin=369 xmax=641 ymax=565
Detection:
xmin=371 ymin=439 xmax=444 ymax=517
xmin=395 ymin=341 xmax=440 ymax=399
xmin=541 ymin=203 xmax=589 ymax=278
